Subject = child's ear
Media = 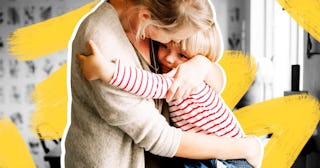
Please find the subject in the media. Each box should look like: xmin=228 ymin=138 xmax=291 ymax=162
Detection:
xmin=138 ymin=8 xmax=151 ymax=21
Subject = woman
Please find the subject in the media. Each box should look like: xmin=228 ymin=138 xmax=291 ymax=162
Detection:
xmin=62 ymin=0 xmax=263 ymax=167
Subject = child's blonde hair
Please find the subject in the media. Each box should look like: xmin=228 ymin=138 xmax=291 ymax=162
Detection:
xmin=130 ymin=0 xmax=215 ymax=40
xmin=179 ymin=22 xmax=223 ymax=62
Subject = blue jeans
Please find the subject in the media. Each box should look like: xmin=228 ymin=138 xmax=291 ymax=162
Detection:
xmin=183 ymin=159 xmax=253 ymax=168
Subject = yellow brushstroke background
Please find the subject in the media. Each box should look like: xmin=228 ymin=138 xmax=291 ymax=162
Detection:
xmin=0 ymin=118 xmax=36 ymax=168
xmin=219 ymin=51 xmax=257 ymax=109
xmin=4 ymin=0 xmax=320 ymax=167
xmin=277 ymin=0 xmax=320 ymax=42
xmin=31 ymin=64 xmax=68 ymax=140
xmin=235 ymin=94 xmax=320 ymax=167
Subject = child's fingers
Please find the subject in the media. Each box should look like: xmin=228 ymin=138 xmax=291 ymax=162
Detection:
xmin=76 ymin=54 xmax=86 ymax=62
xmin=166 ymin=78 xmax=181 ymax=102
xmin=163 ymin=69 xmax=177 ymax=77
xmin=182 ymin=88 xmax=192 ymax=99
xmin=88 ymin=40 xmax=101 ymax=56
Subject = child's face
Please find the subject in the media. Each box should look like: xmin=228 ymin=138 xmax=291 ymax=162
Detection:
xmin=157 ymin=43 xmax=193 ymax=73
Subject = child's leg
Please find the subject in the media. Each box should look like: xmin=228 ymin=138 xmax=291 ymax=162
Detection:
xmin=184 ymin=159 xmax=217 ymax=168
xmin=219 ymin=159 xmax=253 ymax=168
xmin=182 ymin=159 xmax=252 ymax=168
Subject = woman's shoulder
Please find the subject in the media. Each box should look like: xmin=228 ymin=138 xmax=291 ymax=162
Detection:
xmin=84 ymin=2 xmax=120 ymax=29
xmin=73 ymin=2 xmax=140 ymax=67
xmin=75 ymin=1 xmax=125 ymax=44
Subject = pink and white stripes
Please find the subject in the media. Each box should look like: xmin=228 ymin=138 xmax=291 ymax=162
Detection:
xmin=110 ymin=60 xmax=245 ymax=138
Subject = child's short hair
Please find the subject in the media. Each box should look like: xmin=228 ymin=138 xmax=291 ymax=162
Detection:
xmin=179 ymin=23 xmax=222 ymax=62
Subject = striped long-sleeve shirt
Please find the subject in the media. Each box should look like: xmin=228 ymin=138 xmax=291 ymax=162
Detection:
xmin=110 ymin=60 xmax=245 ymax=138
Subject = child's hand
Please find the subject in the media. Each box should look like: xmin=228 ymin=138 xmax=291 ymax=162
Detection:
xmin=77 ymin=40 xmax=115 ymax=82
xmin=166 ymin=55 xmax=210 ymax=102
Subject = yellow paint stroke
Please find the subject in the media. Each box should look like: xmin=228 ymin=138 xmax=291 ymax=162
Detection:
xmin=219 ymin=50 xmax=257 ymax=109
xmin=8 ymin=0 xmax=99 ymax=60
xmin=235 ymin=94 xmax=320 ymax=168
xmin=31 ymin=64 xmax=67 ymax=140
xmin=277 ymin=0 xmax=320 ymax=42
xmin=0 ymin=117 xmax=36 ymax=168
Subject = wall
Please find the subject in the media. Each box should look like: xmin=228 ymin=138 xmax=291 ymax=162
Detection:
xmin=301 ymin=32 xmax=320 ymax=168
xmin=303 ymin=33 xmax=320 ymax=136
xmin=0 ymin=0 xmax=90 ymax=167
xmin=303 ymin=33 xmax=320 ymax=100
xmin=212 ymin=0 xmax=250 ymax=52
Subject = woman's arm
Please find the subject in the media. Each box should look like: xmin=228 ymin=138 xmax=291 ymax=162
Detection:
xmin=177 ymin=132 xmax=263 ymax=168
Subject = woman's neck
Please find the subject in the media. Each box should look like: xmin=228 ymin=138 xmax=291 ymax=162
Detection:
xmin=110 ymin=0 xmax=151 ymax=64
xmin=109 ymin=0 xmax=125 ymax=15
xmin=110 ymin=0 xmax=137 ymax=33
xmin=126 ymin=33 xmax=151 ymax=64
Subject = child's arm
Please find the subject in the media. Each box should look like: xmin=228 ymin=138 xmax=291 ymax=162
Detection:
xmin=77 ymin=40 xmax=175 ymax=99
xmin=110 ymin=60 xmax=174 ymax=99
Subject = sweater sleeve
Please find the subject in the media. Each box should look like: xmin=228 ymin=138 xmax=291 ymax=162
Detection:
xmin=110 ymin=59 xmax=174 ymax=99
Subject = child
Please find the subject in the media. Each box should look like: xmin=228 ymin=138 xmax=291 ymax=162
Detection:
xmin=77 ymin=25 xmax=257 ymax=168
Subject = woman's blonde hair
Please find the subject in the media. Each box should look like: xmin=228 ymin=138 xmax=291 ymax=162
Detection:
xmin=130 ymin=0 xmax=215 ymax=40
xmin=179 ymin=23 xmax=223 ymax=62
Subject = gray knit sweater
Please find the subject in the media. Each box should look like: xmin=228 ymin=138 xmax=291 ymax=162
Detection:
xmin=63 ymin=2 xmax=182 ymax=168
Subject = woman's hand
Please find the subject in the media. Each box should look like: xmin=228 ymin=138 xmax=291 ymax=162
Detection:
xmin=245 ymin=136 xmax=264 ymax=168
xmin=166 ymin=55 xmax=211 ymax=102
xmin=176 ymin=131 xmax=264 ymax=167
xmin=77 ymin=40 xmax=115 ymax=83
